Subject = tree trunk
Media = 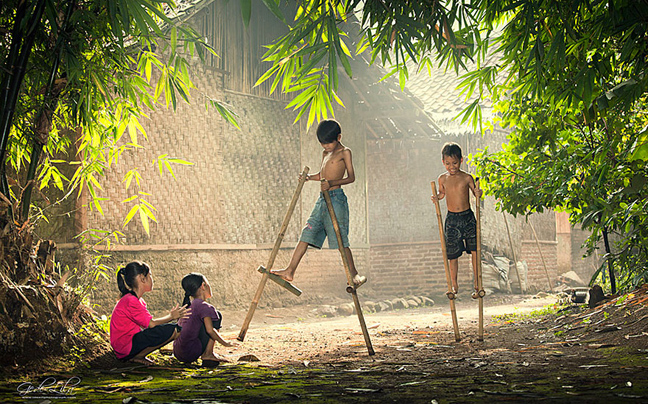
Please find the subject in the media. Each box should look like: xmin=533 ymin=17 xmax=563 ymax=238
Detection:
xmin=0 ymin=0 xmax=47 ymax=198
xmin=21 ymin=0 xmax=76 ymax=220
xmin=602 ymin=226 xmax=616 ymax=294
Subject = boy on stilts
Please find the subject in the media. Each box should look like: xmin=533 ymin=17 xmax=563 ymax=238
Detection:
xmin=431 ymin=142 xmax=483 ymax=299
xmin=272 ymin=119 xmax=367 ymax=288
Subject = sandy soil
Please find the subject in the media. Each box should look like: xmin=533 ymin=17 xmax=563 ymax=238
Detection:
xmin=3 ymin=290 xmax=647 ymax=403
xmin=218 ymin=293 xmax=552 ymax=364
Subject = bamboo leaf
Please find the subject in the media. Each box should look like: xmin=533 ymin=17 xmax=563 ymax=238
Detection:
xmin=122 ymin=195 xmax=139 ymax=203
xmin=171 ymin=27 xmax=177 ymax=52
xmin=260 ymin=0 xmax=286 ymax=23
xmin=139 ymin=207 xmax=150 ymax=234
xmin=240 ymin=0 xmax=251 ymax=27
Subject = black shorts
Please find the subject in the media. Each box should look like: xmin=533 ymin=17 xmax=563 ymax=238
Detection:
xmin=122 ymin=323 xmax=180 ymax=361
xmin=198 ymin=323 xmax=210 ymax=355
xmin=445 ymin=209 xmax=477 ymax=260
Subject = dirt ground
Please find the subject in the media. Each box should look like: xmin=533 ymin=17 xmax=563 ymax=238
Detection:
xmin=2 ymin=289 xmax=648 ymax=403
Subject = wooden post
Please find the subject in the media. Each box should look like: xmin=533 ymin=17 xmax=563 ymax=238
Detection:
xmin=529 ymin=222 xmax=554 ymax=292
xmin=322 ymin=188 xmax=375 ymax=356
xmin=502 ymin=212 xmax=524 ymax=293
xmin=475 ymin=179 xmax=484 ymax=341
xmin=238 ymin=166 xmax=310 ymax=342
xmin=431 ymin=181 xmax=461 ymax=342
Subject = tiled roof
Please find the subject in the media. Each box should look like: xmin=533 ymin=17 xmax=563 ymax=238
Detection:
xmin=161 ymin=3 xmax=445 ymax=141
xmin=405 ymin=53 xmax=502 ymax=136
xmin=345 ymin=54 xmax=444 ymax=140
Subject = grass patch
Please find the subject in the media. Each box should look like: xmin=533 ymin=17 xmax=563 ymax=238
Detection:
xmin=492 ymin=302 xmax=572 ymax=323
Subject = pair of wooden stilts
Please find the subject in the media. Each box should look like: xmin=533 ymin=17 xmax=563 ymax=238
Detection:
xmin=431 ymin=180 xmax=484 ymax=342
xmin=238 ymin=166 xmax=375 ymax=356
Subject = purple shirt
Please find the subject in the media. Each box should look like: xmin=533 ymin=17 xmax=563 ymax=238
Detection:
xmin=173 ymin=298 xmax=222 ymax=363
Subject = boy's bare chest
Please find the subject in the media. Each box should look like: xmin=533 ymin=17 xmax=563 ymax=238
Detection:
xmin=444 ymin=176 xmax=469 ymax=193
xmin=321 ymin=153 xmax=343 ymax=170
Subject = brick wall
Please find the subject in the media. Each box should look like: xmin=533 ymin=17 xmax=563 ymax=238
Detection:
xmin=521 ymin=240 xmax=559 ymax=291
xmin=369 ymin=242 xmax=476 ymax=299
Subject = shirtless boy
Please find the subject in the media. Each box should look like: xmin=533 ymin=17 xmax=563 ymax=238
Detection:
xmin=431 ymin=142 xmax=483 ymax=298
xmin=272 ymin=120 xmax=367 ymax=287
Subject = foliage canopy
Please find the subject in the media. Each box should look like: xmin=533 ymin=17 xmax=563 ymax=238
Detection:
xmin=0 ymin=0 xmax=237 ymax=239
xmin=257 ymin=0 xmax=648 ymax=291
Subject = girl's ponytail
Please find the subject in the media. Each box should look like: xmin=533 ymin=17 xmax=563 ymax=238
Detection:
xmin=116 ymin=268 xmax=129 ymax=296
xmin=182 ymin=291 xmax=192 ymax=308
xmin=181 ymin=273 xmax=206 ymax=307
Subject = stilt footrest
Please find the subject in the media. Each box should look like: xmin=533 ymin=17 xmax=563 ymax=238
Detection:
xmin=258 ymin=266 xmax=302 ymax=296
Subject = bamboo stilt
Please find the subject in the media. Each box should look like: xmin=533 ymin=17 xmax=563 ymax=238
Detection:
xmin=238 ymin=166 xmax=309 ymax=342
xmin=322 ymin=188 xmax=375 ymax=356
xmin=502 ymin=212 xmax=524 ymax=293
xmin=257 ymin=265 xmax=302 ymax=296
xmin=431 ymin=181 xmax=461 ymax=342
xmin=475 ymin=179 xmax=484 ymax=341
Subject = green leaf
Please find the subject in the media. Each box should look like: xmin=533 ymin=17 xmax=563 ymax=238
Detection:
xmin=240 ymin=0 xmax=251 ymax=27
xmin=123 ymin=204 xmax=139 ymax=228
xmin=139 ymin=207 xmax=150 ymax=235
xmin=171 ymin=27 xmax=177 ymax=52
xmin=260 ymin=0 xmax=285 ymax=23
xmin=122 ymin=195 xmax=139 ymax=203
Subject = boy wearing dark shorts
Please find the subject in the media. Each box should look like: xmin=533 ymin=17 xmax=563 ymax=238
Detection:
xmin=431 ymin=142 xmax=483 ymax=298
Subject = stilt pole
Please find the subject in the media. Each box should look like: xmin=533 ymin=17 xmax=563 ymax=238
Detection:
xmin=502 ymin=212 xmax=525 ymax=293
xmin=238 ymin=166 xmax=310 ymax=341
xmin=475 ymin=179 xmax=485 ymax=341
xmin=431 ymin=181 xmax=461 ymax=342
xmin=322 ymin=188 xmax=375 ymax=356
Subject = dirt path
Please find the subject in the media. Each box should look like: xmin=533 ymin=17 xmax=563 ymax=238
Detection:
xmin=220 ymin=294 xmax=555 ymax=364
xmin=3 ymin=292 xmax=647 ymax=403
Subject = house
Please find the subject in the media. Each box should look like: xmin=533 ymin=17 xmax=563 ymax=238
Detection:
xmin=52 ymin=0 xmax=567 ymax=314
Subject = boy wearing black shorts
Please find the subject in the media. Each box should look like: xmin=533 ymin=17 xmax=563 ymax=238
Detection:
xmin=431 ymin=142 xmax=483 ymax=298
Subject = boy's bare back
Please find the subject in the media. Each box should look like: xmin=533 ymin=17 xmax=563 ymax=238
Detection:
xmin=320 ymin=144 xmax=355 ymax=190
xmin=438 ymin=170 xmax=477 ymax=213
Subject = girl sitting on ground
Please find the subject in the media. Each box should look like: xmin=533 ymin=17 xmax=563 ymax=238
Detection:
xmin=173 ymin=273 xmax=236 ymax=366
xmin=110 ymin=261 xmax=190 ymax=366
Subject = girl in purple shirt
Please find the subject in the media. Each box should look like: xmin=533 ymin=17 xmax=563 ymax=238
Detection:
xmin=110 ymin=261 xmax=190 ymax=366
xmin=173 ymin=273 xmax=235 ymax=366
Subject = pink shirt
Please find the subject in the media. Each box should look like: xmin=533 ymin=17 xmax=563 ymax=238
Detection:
xmin=109 ymin=293 xmax=153 ymax=358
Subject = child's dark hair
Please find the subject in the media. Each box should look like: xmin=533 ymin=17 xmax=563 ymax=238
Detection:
xmin=316 ymin=119 xmax=341 ymax=144
xmin=117 ymin=261 xmax=150 ymax=297
xmin=441 ymin=142 xmax=462 ymax=159
xmin=181 ymin=272 xmax=207 ymax=307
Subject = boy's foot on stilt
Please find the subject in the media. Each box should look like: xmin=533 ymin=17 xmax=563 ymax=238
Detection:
xmin=352 ymin=274 xmax=367 ymax=288
xmin=445 ymin=290 xmax=456 ymax=300
xmin=269 ymin=269 xmax=293 ymax=282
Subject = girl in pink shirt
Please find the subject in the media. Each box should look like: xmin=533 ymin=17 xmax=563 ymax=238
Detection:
xmin=173 ymin=273 xmax=236 ymax=366
xmin=110 ymin=261 xmax=190 ymax=366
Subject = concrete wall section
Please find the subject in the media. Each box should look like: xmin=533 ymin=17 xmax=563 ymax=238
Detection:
xmin=91 ymin=247 xmax=354 ymax=316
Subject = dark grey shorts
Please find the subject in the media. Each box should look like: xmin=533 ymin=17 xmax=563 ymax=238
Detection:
xmin=445 ymin=209 xmax=477 ymax=260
